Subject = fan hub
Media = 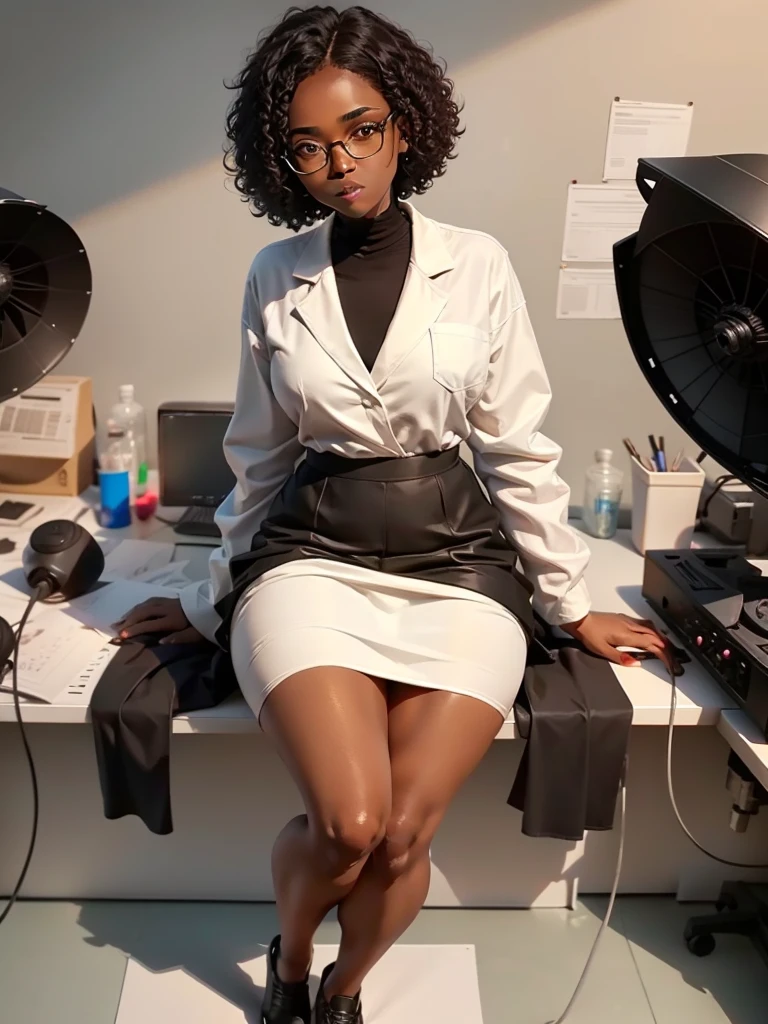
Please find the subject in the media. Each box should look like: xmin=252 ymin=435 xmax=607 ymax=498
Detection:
xmin=713 ymin=304 xmax=768 ymax=358
xmin=0 ymin=263 xmax=12 ymax=306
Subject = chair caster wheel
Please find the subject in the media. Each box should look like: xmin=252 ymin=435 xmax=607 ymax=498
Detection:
xmin=686 ymin=932 xmax=716 ymax=957
xmin=715 ymin=894 xmax=738 ymax=913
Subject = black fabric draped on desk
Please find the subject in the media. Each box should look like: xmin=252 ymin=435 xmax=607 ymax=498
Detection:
xmin=89 ymin=617 xmax=632 ymax=841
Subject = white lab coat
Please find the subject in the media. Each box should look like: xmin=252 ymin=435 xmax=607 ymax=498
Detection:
xmin=180 ymin=201 xmax=591 ymax=644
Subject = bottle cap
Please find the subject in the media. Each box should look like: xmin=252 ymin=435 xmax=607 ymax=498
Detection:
xmin=595 ymin=448 xmax=613 ymax=462
xmin=119 ymin=384 xmax=135 ymax=403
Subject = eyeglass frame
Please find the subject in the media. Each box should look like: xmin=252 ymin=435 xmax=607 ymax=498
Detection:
xmin=282 ymin=111 xmax=398 ymax=176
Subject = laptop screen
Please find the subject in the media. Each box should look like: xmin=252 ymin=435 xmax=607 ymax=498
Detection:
xmin=158 ymin=405 xmax=236 ymax=507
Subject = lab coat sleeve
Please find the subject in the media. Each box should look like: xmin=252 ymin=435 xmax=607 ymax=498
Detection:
xmin=467 ymin=266 xmax=592 ymax=626
xmin=179 ymin=287 xmax=303 ymax=644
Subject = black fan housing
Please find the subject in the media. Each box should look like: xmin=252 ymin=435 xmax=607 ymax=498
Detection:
xmin=614 ymin=154 xmax=768 ymax=500
xmin=0 ymin=187 xmax=92 ymax=403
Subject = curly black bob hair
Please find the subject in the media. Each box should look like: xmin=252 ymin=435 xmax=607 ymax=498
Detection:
xmin=224 ymin=5 xmax=463 ymax=231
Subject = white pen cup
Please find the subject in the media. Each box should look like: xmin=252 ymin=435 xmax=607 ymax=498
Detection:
xmin=630 ymin=455 xmax=705 ymax=553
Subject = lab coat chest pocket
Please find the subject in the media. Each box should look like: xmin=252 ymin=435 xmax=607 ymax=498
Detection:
xmin=430 ymin=322 xmax=490 ymax=392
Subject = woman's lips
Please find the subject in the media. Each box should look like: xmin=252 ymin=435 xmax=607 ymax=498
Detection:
xmin=336 ymin=186 xmax=364 ymax=202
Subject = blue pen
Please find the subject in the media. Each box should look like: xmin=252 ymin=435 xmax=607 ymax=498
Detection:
xmin=648 ymin=434 xmax=666 ymax=472
xmin=657 ymin=435 xmax=667 ymax=471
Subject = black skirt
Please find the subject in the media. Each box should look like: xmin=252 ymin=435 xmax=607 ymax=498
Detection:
xmin=213 ymin=446 xmax=534 ymax=650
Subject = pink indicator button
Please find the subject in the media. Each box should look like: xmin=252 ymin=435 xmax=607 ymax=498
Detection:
xmin=722 ymin=649 xmax=731 ymax=659
xmin=696 ymin=635 xmax=704 ymax=646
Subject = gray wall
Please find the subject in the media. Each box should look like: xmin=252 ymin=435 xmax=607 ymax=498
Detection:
xmin=2 ymin=0 xmax=766 ymax=498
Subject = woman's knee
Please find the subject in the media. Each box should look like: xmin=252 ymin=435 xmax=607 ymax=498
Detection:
xmin=311 ymin=805 xmax=389 ymax=874
xmin=377 ymin=804 xmax=442 ymax=879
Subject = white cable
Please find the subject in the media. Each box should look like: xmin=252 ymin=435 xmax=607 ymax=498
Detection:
xmin=544 ymin=647 xmax=768 ymax=1024
xmin=664 ymin=663 xmax=768 ymax=870
xmin=546 ymin=761 xmax=628 ymax=1024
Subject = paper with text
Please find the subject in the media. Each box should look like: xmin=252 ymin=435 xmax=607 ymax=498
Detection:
xmin=0 ymin=380 xmax=79 ymax=459
xmin=603 ymin=99 xmax=693 ymax=181
xmin=557 ymin=268 xmax=621 ymax=320
xmin=562 ymin=184 xmax=646 ymax=262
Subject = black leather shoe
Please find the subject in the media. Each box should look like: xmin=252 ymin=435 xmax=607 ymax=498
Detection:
xmin=262 ymin=935 xmax=312 ymax=1024
xmin=312 ymin=962 xmax=363 ymax=1024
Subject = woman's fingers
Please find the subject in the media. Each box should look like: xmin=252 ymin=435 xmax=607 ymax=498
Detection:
xmin=118 ymin=616 xmax=177 ymax=639
xmin=624 ymin=616 xmax=669 ymax=641
xmin=619 ymin=631 xmax=675 ymax=671
xmin=114 ymin=599 xmax=168 ymax=630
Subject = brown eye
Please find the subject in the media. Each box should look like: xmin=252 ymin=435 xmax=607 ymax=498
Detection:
xmin=294 ymin=141 xmax=321 ymax=157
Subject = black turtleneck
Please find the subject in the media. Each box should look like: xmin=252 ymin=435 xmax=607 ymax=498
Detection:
xmin=331 ymin=198 xmax=412 ymax=373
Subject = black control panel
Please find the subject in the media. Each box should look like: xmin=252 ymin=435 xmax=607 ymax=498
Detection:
xmin=642 ymin=549 xmax=768 ymax=738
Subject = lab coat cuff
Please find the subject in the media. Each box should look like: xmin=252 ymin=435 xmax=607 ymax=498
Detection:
xmin=540 ymin=580 xmax=592 ymax=627
xmin=179 ymin=580 xmax=222 ymax=646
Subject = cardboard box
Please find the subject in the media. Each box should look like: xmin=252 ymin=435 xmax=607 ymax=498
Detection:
xmin=0 ymin=376 xmax=95 ymax=496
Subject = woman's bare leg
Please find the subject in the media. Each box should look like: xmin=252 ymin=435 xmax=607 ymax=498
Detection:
xmin=259 ymin=667 xmax=392 ymax=982
xmin=323 ymin=684 xmax=503 ymax=999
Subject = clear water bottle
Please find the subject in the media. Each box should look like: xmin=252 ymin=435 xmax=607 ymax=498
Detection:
xmin=110 ymin=384 xmax=148 ymax=500
xmin=98 ymin=420 xmax=133 ymax=473
xmin=582 ymin=448 xmax=623 ymax=539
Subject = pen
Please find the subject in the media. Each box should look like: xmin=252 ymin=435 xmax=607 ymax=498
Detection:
xmin=657 ymin=435 xmax=667 ymax=472
xmin=622 ymin=437 xmax=641 ymax=461
xmin=671 ymin=449 xmax=684 ymax=472
xmin=623 ymin=437 xmax=655 ymax=472
xmin=648 ymin=434 xmax=664 ymax=472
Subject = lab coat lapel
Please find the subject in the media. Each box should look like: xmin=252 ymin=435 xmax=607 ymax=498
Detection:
xmin=291 ymin=202 xmax=455 ymax=395
xmin=292 ymin=218 xmax=379 ymax=400
xmin=371 ymin=203 xmax=455 ymax=389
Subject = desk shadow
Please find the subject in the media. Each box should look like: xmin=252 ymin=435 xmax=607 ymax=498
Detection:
xmin=76 ymin=901 xmax=281 ymax=1023
xmin=615 ymin=583 xmax=652 ymax=618
xmin=615 ymin=896 xmax=768 ymax=1024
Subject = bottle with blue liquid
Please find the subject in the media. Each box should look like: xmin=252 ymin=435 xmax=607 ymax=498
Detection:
xmin=582 ymin=448 xmax=623 ymax=539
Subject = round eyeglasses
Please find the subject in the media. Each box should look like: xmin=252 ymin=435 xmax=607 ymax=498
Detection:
xmin=283 ymin=112 xmax=396 ymax=176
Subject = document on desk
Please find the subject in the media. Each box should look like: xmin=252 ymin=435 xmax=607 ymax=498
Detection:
xmin=561 ymin=184 xmax=646 ymax=262
xmin=131 ymin=561 xmax=191 ymax=589
xmin=102 ymin=540 xmax=175 ymax=582
xmin=64 ymin=580 xmax=180 ymax=636
xmin=0 ymin=608 xmax=111 ymax=703
xmin=603 ymin=98 xmax=694 ymax=181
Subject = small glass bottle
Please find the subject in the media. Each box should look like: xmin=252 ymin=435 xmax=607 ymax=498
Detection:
xmin=582 ymin=448 xmax=623 ymax=539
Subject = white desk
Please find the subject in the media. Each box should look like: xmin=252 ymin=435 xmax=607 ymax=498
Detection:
xmin=0 ymin=518 xmax=732 ymax=734
xmin=2 ymin=511 xmax=768 ymax=908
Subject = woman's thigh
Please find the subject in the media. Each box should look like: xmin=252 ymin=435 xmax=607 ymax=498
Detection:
xmin=257 ymin=665 xmax=392 ymax=846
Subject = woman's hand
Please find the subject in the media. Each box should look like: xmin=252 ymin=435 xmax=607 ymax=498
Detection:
xmin=560 ymin=611 xmax=678 ymax=673
xmin=113 ymin=597 xmax=204 ymax=645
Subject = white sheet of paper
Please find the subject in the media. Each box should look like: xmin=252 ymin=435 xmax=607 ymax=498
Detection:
xmin=116 ymin=944 xmax=483 ymax=1024
xmin=557 ymin=268 xmax=621 ymax=319
xmin=603 ymin=99 xmax=694 ymax=181
xmin=132 ymin=561 xmax=190 ymax=589
xmin=0 ymin=569 xmax=33 ymax=604
xmin=0 ymin=608 xmax=109 ymax=703
xmin=102 ymin=540 xmax=175 ymax=582
xmin=63 ymin=580 xmax=177 ymax=635
xmin=0 ymin=380 xmax=79 ymax=459
xmin=561 ymin=184 xmax=646 ymax=262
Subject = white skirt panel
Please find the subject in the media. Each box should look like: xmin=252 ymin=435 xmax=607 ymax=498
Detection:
xmin=229 ymin=557 xmax=528 ymax=728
